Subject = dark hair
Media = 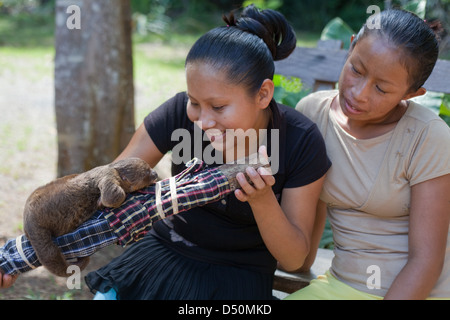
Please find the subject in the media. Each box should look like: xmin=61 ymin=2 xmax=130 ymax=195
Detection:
xmin=185 ymin=5 xmax=296 ymax=95
xmin=351 ymin=9 xmax=439 ymax=92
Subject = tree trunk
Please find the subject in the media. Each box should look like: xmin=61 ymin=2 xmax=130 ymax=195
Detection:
xmin=55 ymin=0 xmax=134 ymax=177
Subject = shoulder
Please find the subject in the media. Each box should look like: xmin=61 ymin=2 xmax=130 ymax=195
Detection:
xmin=143 ymin=92 xmax=192 ymax=155
xmin=274 ymin=102 xmax=331 ymax=185
xmin=403 ymin=101 xmax=450 ymax=137
xmin=160 ymin=91 xmax=189 ymax=113
xmin=144 ymin=92 xmax=189 ymax=126
xmin=296 ymin=90 xmax=337 ymax=110
xmin=278 ymin=103 xmax=315 ymax=131
xmin=295 ymin=90 xmax=337 ymax=122
xmin=276 ymin=103 xmax=323 ymax=144
xmin=406 ymin=100 xmax=448 ymax=124
xmin=274 ymin=101 xmax=328 ymax=148
xmin=400 ymin=101 xmax=450 ymax=185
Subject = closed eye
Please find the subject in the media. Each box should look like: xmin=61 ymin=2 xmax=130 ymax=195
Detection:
xmin=376 ymin=85 xmax=386 ymax=94
xmin=212 ymin=106 xmax=225 ymax=111
xmin=351 ymin=65 xmax=361 ymax=75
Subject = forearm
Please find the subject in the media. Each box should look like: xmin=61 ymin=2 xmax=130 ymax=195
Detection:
xmin=250 ymin=193 xmax=310 ymax=272
xmin=384 ymin=256 xmax=444 ymax=300
xmin=386 ymin=175 xmax=450 ymax=299
xmin=295 ymin=200 xmax=327 ymax=273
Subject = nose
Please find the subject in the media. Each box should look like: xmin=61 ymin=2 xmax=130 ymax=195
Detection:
xmin=352 ymin=78 xmax=370 ymax=103
xmin=197 ymin=110 xmax=216 ymax=131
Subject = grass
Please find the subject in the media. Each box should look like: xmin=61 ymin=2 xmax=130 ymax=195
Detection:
xmin=0 ymin=13 xmax=54 ymax=47
xmin=132 ymin=38 xmax=189 ymax=122
xmin=0 ymin=46 xmax=54 ymax=80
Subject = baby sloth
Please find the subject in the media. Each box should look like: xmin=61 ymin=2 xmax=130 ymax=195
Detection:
xmin=23 ymin=157 xmax=158 ymax=277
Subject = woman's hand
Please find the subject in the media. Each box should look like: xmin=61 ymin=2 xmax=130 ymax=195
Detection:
xmin=234 ymin=146 xmax=275 ymax=204
xmin=0 ymin=272 xmax=18 ymax=289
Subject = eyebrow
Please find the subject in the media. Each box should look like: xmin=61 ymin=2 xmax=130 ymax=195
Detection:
xmin=187 ymin=92 xmax=228 ymax=104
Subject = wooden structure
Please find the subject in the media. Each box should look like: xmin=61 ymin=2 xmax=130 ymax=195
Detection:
xmin=275 ymin=40 xmax=450 ymax=94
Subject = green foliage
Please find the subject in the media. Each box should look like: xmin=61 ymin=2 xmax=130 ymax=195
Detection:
xmin=130 ymin=0 xmax=155 ymax=14
xmin=320 ymin=17 xmax=355 ymax=49
xmin=319 ymin=219 xmax=334 ymax=249
xmin=0 ymin=0 xmax=39 ymax=13
xmin=0 ymin=12 xmax=54 ymax=47
xmin=439 ymin=94 xmax=450 ymax=126
xmin=131 ymin=0 xmax=224 ymax=36
xmin=132 ymin=0 xmax=172 ymax=36
xmin=391 ymin=0 xmax=427 ymax=18
xmin=412 ymin=92 xmax=450 ymax=127
xmin=243 ymin=0 xmax=282 ymax=10
xmin=403 ymin=0 xmax=427 ymax=18
xmin=0 ymin=0 xmax=54 ymax=14
xmin=273 ymin=75 xmax=311 ymax=108
xmin=278 ymin=0 xmax=385 ymax=32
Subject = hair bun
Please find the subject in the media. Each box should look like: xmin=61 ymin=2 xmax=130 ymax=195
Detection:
xmin=425 ymin=19 xmax=445 ymax=43
xmin=223 ymin=5 xmax=296 ymax=61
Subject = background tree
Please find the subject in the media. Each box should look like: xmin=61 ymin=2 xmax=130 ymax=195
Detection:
xmin=54 ymin=0 xmax=135 ymax=177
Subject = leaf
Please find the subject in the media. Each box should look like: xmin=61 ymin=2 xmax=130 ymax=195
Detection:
xmin=320 ymin=17 xmax=355 ymax=50
xmin=402 ymin=0 xmax=427 ymax=19
xmin=319 ymin=219 xmax=334 ymax=249
xmin=243 ymin=0 xmax=282 ymax=10
xmin=439 ymin=94 xmax=450 ymax=127
xmin=440 ymin=94 xmax=450 ymax=117
xmin=273 ymin=74 xmax=311 ymax=108
xmin=272 ymin=74 xmax=283 ymax=87
xmin=282 ymin=90 xmax=310 ymax=108
xmin=410 ymin=91 xmax=443 ymax=116
xmin=273 ymin=86 xmax=286 ymax=104
xmin=410 ymin=91 xmax=450 ymax=127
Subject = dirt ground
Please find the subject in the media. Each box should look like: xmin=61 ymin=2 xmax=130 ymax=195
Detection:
xmin=0 ymin=45 xmax=180 ymax=300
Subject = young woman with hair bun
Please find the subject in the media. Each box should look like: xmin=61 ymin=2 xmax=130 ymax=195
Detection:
xmin=79 ymin=5 xmax=331 ymax=300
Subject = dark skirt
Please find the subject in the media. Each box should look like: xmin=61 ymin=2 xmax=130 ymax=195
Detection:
xmin=85 ymin=234 xmax=275 ymax=300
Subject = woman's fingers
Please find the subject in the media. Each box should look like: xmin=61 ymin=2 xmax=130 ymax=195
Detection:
xmin=0 ymin=273 xmax=18 ymax=289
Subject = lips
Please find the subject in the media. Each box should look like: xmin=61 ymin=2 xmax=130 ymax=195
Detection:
xmin=343 ymin=97 xmax=364 ymax=115
xmin=207 ymin=130 xmax=225 ymax=143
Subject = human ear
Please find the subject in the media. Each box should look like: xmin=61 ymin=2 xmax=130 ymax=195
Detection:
xmin=404 ymin=87 xmax=427 ymax=100
xmin=256 ymin=79 xmax=274 ymax=110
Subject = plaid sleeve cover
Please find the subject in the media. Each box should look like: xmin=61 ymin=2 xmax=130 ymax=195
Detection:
xmin=104 ymin=157 xmax=231 ymax=246
xmin=0 ymin=158 xmax=231 ymax=275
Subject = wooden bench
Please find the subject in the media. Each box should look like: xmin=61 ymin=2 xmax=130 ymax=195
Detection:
xmin=271 ymin=40 xmax=450 ymax=298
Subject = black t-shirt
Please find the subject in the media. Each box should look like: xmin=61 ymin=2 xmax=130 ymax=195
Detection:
xmin=144 ymin=92 xmax=331 ymax=274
